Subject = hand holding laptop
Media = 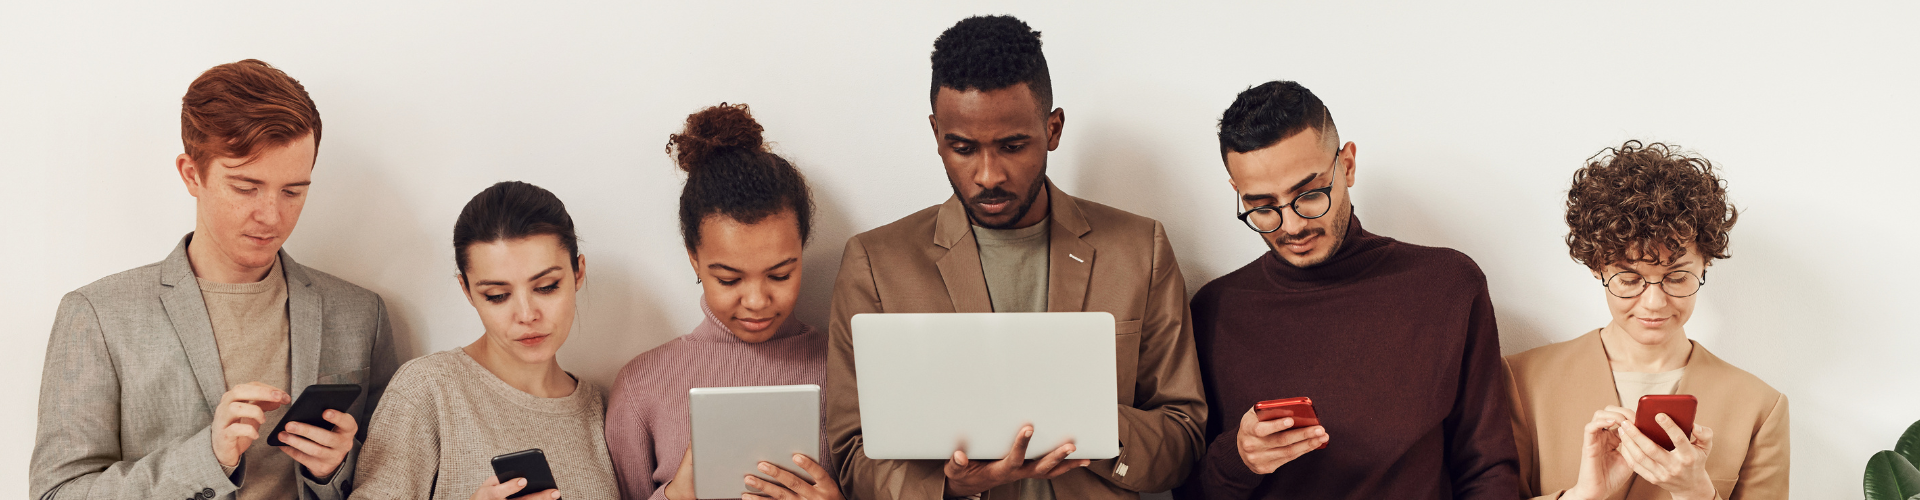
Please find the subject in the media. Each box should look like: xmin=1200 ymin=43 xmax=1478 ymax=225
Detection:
xmin=941 ymin=425 xmax=1091 ymax=498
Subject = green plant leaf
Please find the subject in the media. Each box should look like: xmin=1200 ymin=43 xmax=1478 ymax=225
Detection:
xmin=1865 ymin=450 xmax=1920 ymax=500
xmin=1898 ymin=419 xmax=1920 ymax=468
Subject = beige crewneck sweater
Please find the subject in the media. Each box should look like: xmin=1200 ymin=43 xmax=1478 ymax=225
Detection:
xmin=351 ymin=349 xmax=618 ymax=499
xmin=197 ymin=258 xmax=294 ymax=499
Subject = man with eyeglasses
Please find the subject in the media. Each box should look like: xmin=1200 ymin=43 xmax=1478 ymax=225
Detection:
xmin=1172 ymin=81 xmax=1517 ymax=499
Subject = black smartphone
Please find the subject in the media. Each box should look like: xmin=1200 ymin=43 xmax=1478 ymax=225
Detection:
xmin=264 ymin=383 xmax=362 ymax=447
xmin=491 ymin=449 xmax=559 ymax=499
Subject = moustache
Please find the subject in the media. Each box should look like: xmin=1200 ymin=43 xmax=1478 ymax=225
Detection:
xmin=1276 ymin=227 xmax=1325 ymax=245
xmin=968 ymin=187 xmax=1020 ymax=206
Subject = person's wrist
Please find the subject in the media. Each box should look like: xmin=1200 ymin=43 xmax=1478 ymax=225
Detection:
xmin=1671 ymin=479 xmax=1717 ymax=500
xmin=942 ymin=477 xmax=982 ymax=499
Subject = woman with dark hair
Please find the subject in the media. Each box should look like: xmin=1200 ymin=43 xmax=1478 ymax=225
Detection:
xmin=605 ymin=103 xmax=841 ymax=500
xmin=352 ymin=181 xmax=618 ymax=500
xmin=1506 ymin=142 xmax=1788 ymax=500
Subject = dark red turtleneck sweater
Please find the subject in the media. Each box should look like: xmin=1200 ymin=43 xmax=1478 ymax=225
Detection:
xmin=1174 ymin=215 xmax=1518 ymax=499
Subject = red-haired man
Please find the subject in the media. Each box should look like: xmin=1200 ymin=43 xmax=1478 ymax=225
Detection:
xmin=31 ymin=59 xmax=395 ymax=500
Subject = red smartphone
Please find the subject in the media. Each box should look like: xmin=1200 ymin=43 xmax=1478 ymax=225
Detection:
xmin=1253 ymin=397 xmax=1325 ymax=449
xmin=1634 ymin=395 xmax=1698 ymax=451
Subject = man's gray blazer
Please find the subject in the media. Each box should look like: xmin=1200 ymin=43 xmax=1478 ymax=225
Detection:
xmin=31 ymin=235 xmax=399 ymax=500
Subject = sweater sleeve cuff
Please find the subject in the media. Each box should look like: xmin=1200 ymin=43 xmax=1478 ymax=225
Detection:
xmin=1201 ymin=429 xmax=1263 ymax=493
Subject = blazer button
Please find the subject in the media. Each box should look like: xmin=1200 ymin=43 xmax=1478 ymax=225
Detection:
xmin=202 ymin=488 xmax=215 ymax=496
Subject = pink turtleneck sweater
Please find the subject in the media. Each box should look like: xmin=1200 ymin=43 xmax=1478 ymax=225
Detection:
xmin=605 ymin=299 xmax=830 ymax=500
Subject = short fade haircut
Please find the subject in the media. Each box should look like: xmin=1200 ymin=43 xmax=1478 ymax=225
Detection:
xmin=929 ymin=15 xmax=1052 ymax=113
xmin=1218 ymin=81 xmax=1338 ymax=162
xmin=1565 ymin=141 xmax=1737 ymax=270
xmin=180 ymin=59 xmax=321 ymax=173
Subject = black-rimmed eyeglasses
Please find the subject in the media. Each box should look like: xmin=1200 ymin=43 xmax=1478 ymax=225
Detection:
xmin=1236 ymin=150 xmax=1341 ymax=234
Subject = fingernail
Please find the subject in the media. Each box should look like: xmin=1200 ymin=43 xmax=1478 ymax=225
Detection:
xmin=758 ymin=462 xmax=772 ymax=472
xmin=793 ymin=453 xmax=806 ymax=462
xmin=744 ymin=475 xmax=758 ymax=485
xmin=518 ymin=478 xmax=528 ymax=486
xmin=1317 ymin=428 xmax=1326 ymax=436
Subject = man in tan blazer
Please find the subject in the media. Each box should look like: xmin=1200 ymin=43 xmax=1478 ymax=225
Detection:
xmin=31 ymin=60 xmax=396 ymax=500
xmin=825 ymin=15 xmax=1206 ymax=500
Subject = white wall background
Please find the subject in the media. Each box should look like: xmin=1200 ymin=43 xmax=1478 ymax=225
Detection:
xmin=3 ymin=1 xmax=1914 ymax=497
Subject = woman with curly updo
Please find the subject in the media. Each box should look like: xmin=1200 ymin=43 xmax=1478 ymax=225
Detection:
xmin=604 ymin=103 xmax=843 ymax=500
xmin=1505 ymin=141 xmax=1788 ymax=500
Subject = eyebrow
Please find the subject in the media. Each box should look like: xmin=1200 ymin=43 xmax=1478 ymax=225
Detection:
xmin=708 ymin=258 xmax=798 ymax=274
xmin=227 ymin=174 xmax=311 ymax=188
xmin=473 ymin=266 xmax=564 ymax=287
xmin=944 ymin=133 xmax=1033 ymax=145
xmin=1241 ymin=172 xmax=1322 ymax=206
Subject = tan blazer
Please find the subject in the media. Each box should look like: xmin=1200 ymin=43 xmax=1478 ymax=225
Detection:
xmin=825 ymin=183 xmax=1208 ymax=500
xmin=1505 ymin=329 xmax=1789 ymax=500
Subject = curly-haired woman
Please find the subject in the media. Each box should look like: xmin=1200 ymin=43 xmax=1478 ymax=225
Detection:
xmin=1505 ymin=142 xmax=1787 ymax=500
xmin=603 ymin=103 xmax=842 ymax=500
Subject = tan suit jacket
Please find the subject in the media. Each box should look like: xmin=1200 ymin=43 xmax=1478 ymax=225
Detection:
xmin=1505 ymin=329 xmax=1789 ymax=500
xmin=825 ymin=184 xmax=1207 ymax=500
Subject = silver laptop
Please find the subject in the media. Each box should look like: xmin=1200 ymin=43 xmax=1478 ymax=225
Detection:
xmin=852 ymin=312 xmax=1118 ymax=460
xmin=689 ymin=384 xmax=819 ymax=499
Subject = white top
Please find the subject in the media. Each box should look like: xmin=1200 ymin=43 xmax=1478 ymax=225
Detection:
xmin=1613 ymin=367 xmax=1686 ymax=411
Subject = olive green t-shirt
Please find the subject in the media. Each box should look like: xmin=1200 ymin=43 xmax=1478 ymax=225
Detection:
xmin=972 ymin=219 xmax=1055 ymax=500
xmin=972 ymin=218 xmax=1050 ymax=314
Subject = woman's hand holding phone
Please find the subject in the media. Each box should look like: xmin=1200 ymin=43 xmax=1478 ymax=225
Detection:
xmin=1235 ymin=407 xmax=1327 ymax=475
xmin=745 ymin=453 xmax=844 ymax=500
xmin=1614 ymin=412 xmax=1716 ymax=500
xmin=471 ymin=475 xmax=558 ymax=500
xmin=1564 ymin=406 xmax=1636 ymax=500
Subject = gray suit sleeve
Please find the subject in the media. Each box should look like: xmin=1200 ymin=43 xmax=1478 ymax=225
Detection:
xmin=31 ymin=292 xmax=238 ymax=500
xmin=296 ymin=294 xmax=397 ymax=500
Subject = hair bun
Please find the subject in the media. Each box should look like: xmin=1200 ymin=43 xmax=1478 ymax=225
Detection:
xmin=667 ymin=103 xmax=766 ymax=172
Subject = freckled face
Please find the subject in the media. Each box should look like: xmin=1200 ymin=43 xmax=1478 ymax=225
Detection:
xmin=179 ymin=135 xmax=316 ymax=271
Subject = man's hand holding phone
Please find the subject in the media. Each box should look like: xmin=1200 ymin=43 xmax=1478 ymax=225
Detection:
xmin=275 ymin=408 xmax=359 ymax=480
xmin=212 ymin=382 xmax=290 ymax=470
xmin=942 ymin=425 xmax=1090 ymax=498
xmin=1235 ymin=406 xmax=1328 ymax=475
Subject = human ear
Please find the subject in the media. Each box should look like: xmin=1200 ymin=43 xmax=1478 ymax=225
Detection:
xmin=456 ymin=273 xmax=476 ymax=306
xmin=573 ymin=254 xmax=587 ymax=291
xmin=687 ymin=249 xmax=702 ymax=284
xmin=1045 ymin=108 xmax=1065 ymax=151
xmin=1340 ymin=142 xmax=1358 ymax=188
xmin=176 ymin=154 xmax=204 ymax=197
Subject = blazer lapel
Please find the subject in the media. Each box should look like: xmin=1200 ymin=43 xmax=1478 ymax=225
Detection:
xmin=1045 ymin=184 xmax=1095 ymax=313
xmin=283 ymin=252 xmax=323 ymax=394
xmin=158 ymin=235 xmax=228 ymax=411
xmin=932 ymin=195 xmax=994 ymax=313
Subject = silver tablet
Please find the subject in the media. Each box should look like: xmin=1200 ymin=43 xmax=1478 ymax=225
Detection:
xmin=852 ymin=312 xmax=1119 ymax=460
xmin=689 ymin=384 xmax=820 ymax=499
